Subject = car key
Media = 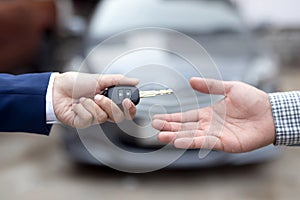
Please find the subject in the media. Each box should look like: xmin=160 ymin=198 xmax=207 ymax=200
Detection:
xmin=103 ymin=85 xmax=173 ymax=108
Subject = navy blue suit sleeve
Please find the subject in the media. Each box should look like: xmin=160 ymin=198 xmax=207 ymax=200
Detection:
xmin=0 ymin=73 xmax=52 ymax=135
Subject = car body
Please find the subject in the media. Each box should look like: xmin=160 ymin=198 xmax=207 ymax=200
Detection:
xmin=58 ymin=0 xmax=280 ymax=172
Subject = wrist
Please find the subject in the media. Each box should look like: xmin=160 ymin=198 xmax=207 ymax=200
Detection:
xmin=264 ymin=93 xmax=277 ymax=144
xmin=46 ymin=72 xmax=60 ymax=124
xmin=52 ymin=72 xmax=62 ymax=116
xmin=52 ymin=72 xmax=74 ymax=122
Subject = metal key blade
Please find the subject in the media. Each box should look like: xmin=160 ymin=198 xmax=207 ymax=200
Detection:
xmin=139 ymin=89 xmax=174 ymax=98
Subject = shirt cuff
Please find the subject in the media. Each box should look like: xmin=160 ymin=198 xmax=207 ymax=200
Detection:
xmin=46 ymin=72 xmax=60 ymax=124
xmin=269 ymin=91 xmax=300 ymax=145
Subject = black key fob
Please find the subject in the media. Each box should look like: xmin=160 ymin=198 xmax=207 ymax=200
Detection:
xmin=103 ymin=85 xmax=140 ymax=108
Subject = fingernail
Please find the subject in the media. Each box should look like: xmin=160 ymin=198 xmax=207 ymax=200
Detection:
xmin=79 ymin=97 xmax=86 ymax=102
xmin=158 ymin=132 xmax=176 ymax=143
xmin=159 ymin=132 xmax=173 ymax=138
xmin=152 ymin=119 xmax=166 ymax=130
xmin=124 ymin=99 xmax=132 ymax=109
xmin=174 ymin=138 xmax=193 ymax=149
xmin=94 ymin=94 xmax=103 ymax=102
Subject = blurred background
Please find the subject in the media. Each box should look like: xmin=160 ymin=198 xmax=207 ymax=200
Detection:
xmin=1 ymin=0 xmax=300 ymax=199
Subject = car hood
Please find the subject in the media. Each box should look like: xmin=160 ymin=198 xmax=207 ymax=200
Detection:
xmin=86 ymin=32 xmax=256 ymax=79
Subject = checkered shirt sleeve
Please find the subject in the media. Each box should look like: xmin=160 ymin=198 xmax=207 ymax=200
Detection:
xmin=269 ymin=91 xmax=300 ymax=145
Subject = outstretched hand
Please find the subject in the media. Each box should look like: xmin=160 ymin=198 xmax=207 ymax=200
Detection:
xmin=53 ymin=72 xmax=139 ymax=129
xmin=152 ymin=78 xmax=276 ymax=153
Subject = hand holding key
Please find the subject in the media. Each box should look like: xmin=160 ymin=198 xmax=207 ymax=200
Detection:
xmin=53 ymin=72 xmax=139 ymax=128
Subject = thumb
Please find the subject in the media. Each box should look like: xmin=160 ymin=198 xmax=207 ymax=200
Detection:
xmin=98 ymin=74 xmax=139 ymax=90
xmin=190 ymin=77 xmax=231 ymax=95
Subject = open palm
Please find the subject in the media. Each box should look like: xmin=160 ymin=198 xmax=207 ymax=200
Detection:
xmin=152 ymin=78 xmax=276 ymax=153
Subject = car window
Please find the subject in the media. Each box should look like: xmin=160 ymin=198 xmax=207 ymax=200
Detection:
xmin=90 ymin=0 xmax=245 ymax=39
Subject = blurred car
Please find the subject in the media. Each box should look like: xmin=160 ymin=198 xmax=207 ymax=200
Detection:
xmin=58 ymin=0 xmax=281 ymax=171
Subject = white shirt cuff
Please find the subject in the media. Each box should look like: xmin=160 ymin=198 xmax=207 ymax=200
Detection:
xmin=46 ymin=73 xmax=60 ymax=124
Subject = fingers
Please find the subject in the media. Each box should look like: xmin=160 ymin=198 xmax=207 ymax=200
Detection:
xmin=157 ymin=130 xmax=223 ymax=151
xmin=174 ymin=136 xmax=223 ymax=151
xmin=98 ymin=74 xmax=139 ymax=90
xmin=91 ymin=96 xmax=136 ymax=122
xmin=94 ymin=94 xmax=124 ymax=123
xmin=122 ymin=98 xmax=136 ymax=120
xmin=72 ymin=96 xmax=136 ymax=128
xmin=153 ymin=109 xmax=200 ymax=123
xmin=79 ymin=97 xmax=108 ymax=124
xmin=72 ymin=103 xmax=94 ymax=129
xmin=158 ymin=130 xmax=206 ymax=143
xmin=152 ymin=119 xmax=201 ymax=132
xmin=190 ymin=77 xmax=231 ymax=95
xmin=72 ymin=97 xmax=110 ymax=128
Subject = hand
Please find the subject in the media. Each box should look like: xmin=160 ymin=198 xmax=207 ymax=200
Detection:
xmin=152 ymin=77 xmax=276 ymax=153
xmin=53 ymin=72 xmax=139 ymax=128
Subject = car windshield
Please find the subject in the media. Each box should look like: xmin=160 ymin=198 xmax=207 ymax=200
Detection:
xmin=91 ymin=0 xmax=245 ymax=38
